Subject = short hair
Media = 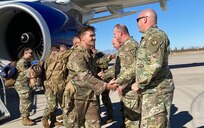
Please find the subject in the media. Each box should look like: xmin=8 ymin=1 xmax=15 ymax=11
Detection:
xmin=78 ymin=25 xmax=95 ymax=38
xmin=51 ymin=45 xmax=60 ymax=52
xmin=21 ymin=47 xmax=32 ymax=57
xmin=114 ymin=24 xmax=130 ymax=35
xmin=73 ymin=34 xmax=80 ymax=40
xmin=59 ymin=43 xmax=69 ymax=48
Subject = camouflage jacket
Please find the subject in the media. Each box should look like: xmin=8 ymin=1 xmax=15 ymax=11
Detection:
xmin=14 ymin=58 xmax=31 ymax=93
xmin=91 ymin=50 xmax=111 ymax=76
xmin=66 ymin=45 xmax=107 ymax=101
xmin=136 ymin=26 xmax=174 ymax=93
xmin=104 ymin=37 xmax=139 ymax=88
xmin=95 ymin=51 xmax=110 ymax=70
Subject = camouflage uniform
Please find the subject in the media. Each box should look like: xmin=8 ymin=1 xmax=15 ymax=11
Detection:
xmin=104 ymin=37 xmax=140 ymax=128
xmin=92 ymin=50 xmax=113 ymax=123
xmin=14 ymin=58 xmax=32 ymax=118
xmin=63 ymin=45 xmax=107 ymax=128
xmin=136 ymin=26 xmax=175 ymax=128
xmin=42 ymin=50 xmax=70 ymax=122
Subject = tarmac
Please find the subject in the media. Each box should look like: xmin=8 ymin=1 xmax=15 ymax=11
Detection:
xmin=0 ymin=50 xmax=204 ymax=128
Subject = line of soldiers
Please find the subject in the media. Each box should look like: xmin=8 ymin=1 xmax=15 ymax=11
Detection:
xmin=13 ymin=8 xmax=174 ymax=128
xmin=41 ymin=25 xmax=118 ymax=128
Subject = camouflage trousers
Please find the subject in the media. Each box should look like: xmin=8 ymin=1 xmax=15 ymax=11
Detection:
xmin=63 ymin=99 xmax=101 ymax=128
xmin=140 ymin=91 xmax=174 ymax=128
xmin=43 ymin=86 xmax=64 ymax=118
xmin=14 ymin=81 xmax=32 ymax=118
xmin=121 ymin=91 xmax=141 ymax=128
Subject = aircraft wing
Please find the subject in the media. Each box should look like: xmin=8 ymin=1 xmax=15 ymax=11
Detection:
xmin=0 ymin=0 xmax=168 ymax=62
xmin=70 ymin=0 xmax=167 ymax=24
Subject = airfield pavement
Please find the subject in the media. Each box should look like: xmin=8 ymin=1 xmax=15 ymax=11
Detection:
xmin=0 ymin=50 xmax=204 ymax=128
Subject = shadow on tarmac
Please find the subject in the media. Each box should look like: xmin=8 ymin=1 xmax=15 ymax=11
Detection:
xmin=170 ymin=62 xmax=204 ymax=69
xmin=170 ymin=104 xmax=193 ymax=128
xmin=101 ymin=102 xmax=122 ymax=128
xmin=103 ymin=103 xmax=195 ymax=128
xmin=1 ymin=88 xmax=203 ymax=128
xmin=0 ymin=88 xmax=44 ymax=125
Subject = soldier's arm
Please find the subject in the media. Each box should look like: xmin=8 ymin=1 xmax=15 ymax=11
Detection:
xmin=116 ymin=61 xmax=136 ymax=86
xmin=137 ymin=35 xmax=166 ymax=89
xmin=116 ymin=43 xmax=138 ymax=88
xmin=103 ymin=66 xmax=115 ymax=81
xmin=96 ymin=55 xmax=110 ymax=69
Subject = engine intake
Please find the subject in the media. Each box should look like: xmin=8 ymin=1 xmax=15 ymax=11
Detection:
xmin=0 ymin=2 xmax=79 ymax=61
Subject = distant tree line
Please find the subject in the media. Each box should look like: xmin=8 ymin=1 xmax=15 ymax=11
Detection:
xmin=171 ymin=46 xmax=204 ymax=53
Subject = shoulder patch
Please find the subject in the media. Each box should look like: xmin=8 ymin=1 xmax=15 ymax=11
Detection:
xmin=147 ymin=36 xmax=162 ymax=54
xmin=151 ymin=40 xmax=158 ymax=46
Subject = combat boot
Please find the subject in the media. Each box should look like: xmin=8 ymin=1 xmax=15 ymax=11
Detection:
xmin=50 ymin=115 xmax=64 ymax=127
xmin=41 ymin=116 xmax=49 ymax=128
xmin=22 ymin=117 xmax=35 ymax=126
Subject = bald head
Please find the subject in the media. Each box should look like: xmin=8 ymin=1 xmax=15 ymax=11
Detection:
xmin=140 ymin=9 xmax=157 ymax=22
xmin=114 ymin=24 xmax=130 ymax=35
xmin=137 ymin=9 xmax=157 ymax=33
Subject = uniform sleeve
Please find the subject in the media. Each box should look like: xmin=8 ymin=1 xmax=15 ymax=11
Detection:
xmin=103 ymin=66 xmax=115 ymax=81
xmin=116 ymin=61 xmax=136 ymax=86
xmin=116 ymin=45 xmax=137 ymax=87
xmin=137 ymin=35 xmax=165 ymax=89
xmin=69 ymin=52 xmax=107 ymax=95
xmin=96 ymin=54 xmax=110 ymax=69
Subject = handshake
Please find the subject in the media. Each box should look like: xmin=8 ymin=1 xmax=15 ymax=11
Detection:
xmin=97 ymin=71 xmax=119 ymax=91
xmin=98 ymin=71 xmax=140 ymax=93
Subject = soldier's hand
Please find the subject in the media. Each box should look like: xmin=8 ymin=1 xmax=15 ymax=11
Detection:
xmin=117 ymin=86 xmax=123 ymax=95
xmin=110 ymin=54 xmax=116 ymax=60
xmin=106 ymin=79 xmax=118 ymax=90
xmin=97 ymin=71 xmax=104 ymax=80
xmin=131 ymin=83 xmax=139 ymax=92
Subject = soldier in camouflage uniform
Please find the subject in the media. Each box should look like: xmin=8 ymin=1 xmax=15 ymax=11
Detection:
xmin=102 ymin=24 xmax=140 ymax=128
xmin=72 ymin=34 xmax=80 ymax=47
xmin=90 ymin=46 xmax=115 ymax=124
xmin=62 ymin=35 xmax=79 ymax=124
xmin=41 ymin=44 xmax=70 ymax=128
xmin=14 ymin=47 xmax=35 ymax=126
xmin=63 ymin=25 xmax=118 ymax=128
xmin=132 ymin=9 xmax=175 ymax=128
xmin=59 ymin=35 xmax=80 ymax=121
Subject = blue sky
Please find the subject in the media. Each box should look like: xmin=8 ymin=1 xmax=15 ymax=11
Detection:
xmin=92 ymin=0 xmax=204 ymax=51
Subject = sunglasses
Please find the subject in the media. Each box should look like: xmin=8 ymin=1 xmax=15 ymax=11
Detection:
xmin=136 ymin=16 xmax=148 ymax=23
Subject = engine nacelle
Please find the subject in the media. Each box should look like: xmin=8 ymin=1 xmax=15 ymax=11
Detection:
xmin=0 ymin=2 xmax=80 ymax=62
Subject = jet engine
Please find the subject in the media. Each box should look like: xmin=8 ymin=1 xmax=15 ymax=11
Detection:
xmin=0 ymin=2 xmax=79 ymax=62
